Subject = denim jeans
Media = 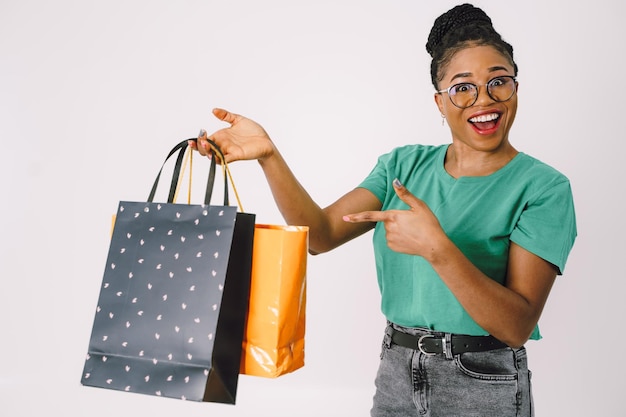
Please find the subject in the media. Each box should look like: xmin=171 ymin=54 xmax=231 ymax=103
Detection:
xmin=371 ymin=323 xmax=533 ymax=417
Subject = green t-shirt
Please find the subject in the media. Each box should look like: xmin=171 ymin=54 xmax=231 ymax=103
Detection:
xmin=358 ymin=144 xmax=577 ymax=339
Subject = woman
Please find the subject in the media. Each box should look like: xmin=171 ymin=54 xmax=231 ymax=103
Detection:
xmin=191 ymin=4 xmax=576 ymax=416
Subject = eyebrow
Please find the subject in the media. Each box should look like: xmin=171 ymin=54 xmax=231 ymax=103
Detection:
xmin=449 ymin=66 xmax=511 ymax=83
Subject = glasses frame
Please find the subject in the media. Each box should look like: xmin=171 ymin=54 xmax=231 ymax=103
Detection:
xmin=437 ymin=75 xmax=518 ymax=109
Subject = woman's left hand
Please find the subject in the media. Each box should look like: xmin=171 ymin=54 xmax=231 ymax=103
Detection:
xmin=343 ymin=179 xmax=446 ymax=258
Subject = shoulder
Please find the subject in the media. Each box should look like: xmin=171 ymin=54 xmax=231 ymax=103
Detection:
xmin=510 ymin=153 xmax=572 ymax=196
xmin=378 ymin=143 xmax=446 ymax=165
xmin=360 ymin=144 xmax=446 ymax=200
xmin=515 ymin=153 xmax=569 ymax=179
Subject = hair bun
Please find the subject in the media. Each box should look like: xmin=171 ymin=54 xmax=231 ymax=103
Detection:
xmin=426 ymin=3 xmax=493 ymax=57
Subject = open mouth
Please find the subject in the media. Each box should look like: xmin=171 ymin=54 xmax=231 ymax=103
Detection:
xmin=468 ymin=113 xmax=501 ymax=132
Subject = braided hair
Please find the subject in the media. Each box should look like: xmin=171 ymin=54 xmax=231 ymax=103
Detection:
xmin=425 ymin=4 xmax=518 ymax=90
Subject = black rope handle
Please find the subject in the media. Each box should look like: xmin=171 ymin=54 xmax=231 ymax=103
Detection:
xmin=147 ymin=138 xmax=229 ymax=206
xmin=202 ymin=137 xmax=230 ymax=206
xmin=147 ymin=139 xmax=187 ymax=203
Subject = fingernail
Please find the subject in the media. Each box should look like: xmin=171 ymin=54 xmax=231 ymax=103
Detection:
xmin=342 ymin=215 xmax=351 ymax=222
xmin=198 ymin=129 xmax=206 ymax=138
xmin=393 ymin=178 xmax=403 ymax=188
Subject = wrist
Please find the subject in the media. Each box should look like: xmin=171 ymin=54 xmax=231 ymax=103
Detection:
xmin=257 ymin=144 xmax=280 ymax=166
xmin=422 ymin=232 xmax=456 ymax=265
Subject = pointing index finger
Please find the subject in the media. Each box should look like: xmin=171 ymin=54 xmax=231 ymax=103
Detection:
xmin=343 ymin=211 xmax=388 ymax=223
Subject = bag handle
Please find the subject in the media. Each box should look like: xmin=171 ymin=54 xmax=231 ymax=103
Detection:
xmin=147 ymin=138 xmax=244 ymax=210
xmin=197 ymin=137 xmax=245 ymax=211
xmin=195 ymin=137 xmax=245 ymax=211
xmin=147 ymin=139 xmax=187 ymax=204
xmin=175 ymin=144 xmax=193 ymax=204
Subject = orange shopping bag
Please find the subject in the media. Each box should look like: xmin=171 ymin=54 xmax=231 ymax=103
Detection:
xmin=240 ymin=224 xmax=308 ymax=378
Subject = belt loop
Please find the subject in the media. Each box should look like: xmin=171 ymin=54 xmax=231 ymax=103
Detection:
xmin=383 ymin=323 xmax=393 ymax=348
xmin=444 ymin=333 xmax=454 ymax=359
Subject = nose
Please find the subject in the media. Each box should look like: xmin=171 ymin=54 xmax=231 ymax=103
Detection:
xmin=473 ymin=84 xmax=494 ymax=106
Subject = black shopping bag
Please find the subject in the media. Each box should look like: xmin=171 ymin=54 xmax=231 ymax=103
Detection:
xmin=81 ymin=139 xmax=255 ymax=403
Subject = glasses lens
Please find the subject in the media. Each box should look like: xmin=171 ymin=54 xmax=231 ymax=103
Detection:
xmin=487 ymin=76 xmax=516 ymax=102
xmin=449 ymin=83 xmax=477 ymax=108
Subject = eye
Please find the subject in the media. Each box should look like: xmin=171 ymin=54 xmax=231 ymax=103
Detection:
xmin=450 ymin=83 xmax=474 ymax=95
xmin=489 ymin=77 xmax=510 ymax=88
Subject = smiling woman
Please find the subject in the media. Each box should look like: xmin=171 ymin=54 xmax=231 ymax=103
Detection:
xmin=436 ymin=45 xmax=520 ymax=171
xmin=189 ymin=3 xmax=577 ymax=416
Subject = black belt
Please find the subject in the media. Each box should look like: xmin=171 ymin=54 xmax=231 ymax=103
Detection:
xmin=390 ymin=328 xmax=508 ymax=356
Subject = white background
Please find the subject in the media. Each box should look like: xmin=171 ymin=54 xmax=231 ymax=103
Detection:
xmin=1 ymin=0 xmax=623 ymax=415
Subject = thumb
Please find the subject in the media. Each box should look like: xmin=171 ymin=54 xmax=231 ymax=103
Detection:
xmin=212 ymin=108 xmax=238 ymax=125
xmin=392 ymin=178 xmax=423 ymax=209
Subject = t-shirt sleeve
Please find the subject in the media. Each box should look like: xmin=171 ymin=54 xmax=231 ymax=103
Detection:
xmin=510 ymin=179 xmax=577 ymax=275
xmin=358 ymin=154 xmax=389 ymax=203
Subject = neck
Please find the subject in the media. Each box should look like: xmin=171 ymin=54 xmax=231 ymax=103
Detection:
xmin=444 ymin=142 xmax=518 ymax=178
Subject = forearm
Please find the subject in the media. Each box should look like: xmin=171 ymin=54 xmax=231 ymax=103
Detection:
xmin=197 ymin=109 xmax=374 ymax=253
xmin=258 ymin=150 xmax=331 ymax=253
xmin=427 ymin=238 xmax=542 ymax=347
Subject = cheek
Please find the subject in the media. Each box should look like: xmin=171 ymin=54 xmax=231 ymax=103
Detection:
xmin=505 ymin=100 xmax=518 ymax=126
xmin=441 ymin=99 xmax=462 ymax=119
xmin=446 ymin=107 xmax=467 ymax=125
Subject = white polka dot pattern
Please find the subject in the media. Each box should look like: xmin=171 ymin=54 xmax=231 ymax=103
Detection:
xmin=81 ymin=201 xmax=238 ymax=401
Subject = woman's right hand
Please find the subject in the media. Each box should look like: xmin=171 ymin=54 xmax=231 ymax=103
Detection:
xmin=190 ymin=108 xmax=275 ymax=163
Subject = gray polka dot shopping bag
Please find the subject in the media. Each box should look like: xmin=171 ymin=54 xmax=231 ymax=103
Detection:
xmin=80 ymin=139 xmax=255 ymax=404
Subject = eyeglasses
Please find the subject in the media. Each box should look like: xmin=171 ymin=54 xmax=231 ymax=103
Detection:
xmin=437 ymin=75 xmax=517 ymax=109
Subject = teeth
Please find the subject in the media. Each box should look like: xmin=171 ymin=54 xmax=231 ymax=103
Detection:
xmin=469 ymin=113 xmax=499 ymax=123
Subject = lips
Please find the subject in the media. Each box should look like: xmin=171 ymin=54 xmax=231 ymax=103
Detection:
xmin=468 ymin=112 xmax=501 ymax=133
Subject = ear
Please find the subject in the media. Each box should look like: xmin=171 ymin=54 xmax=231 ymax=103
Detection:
xmin=434 ymin=93 xmax=446 ymax=115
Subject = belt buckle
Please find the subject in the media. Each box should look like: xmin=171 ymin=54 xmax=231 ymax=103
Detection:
xmin=418 ymin=334 xmax=438 ymax=356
